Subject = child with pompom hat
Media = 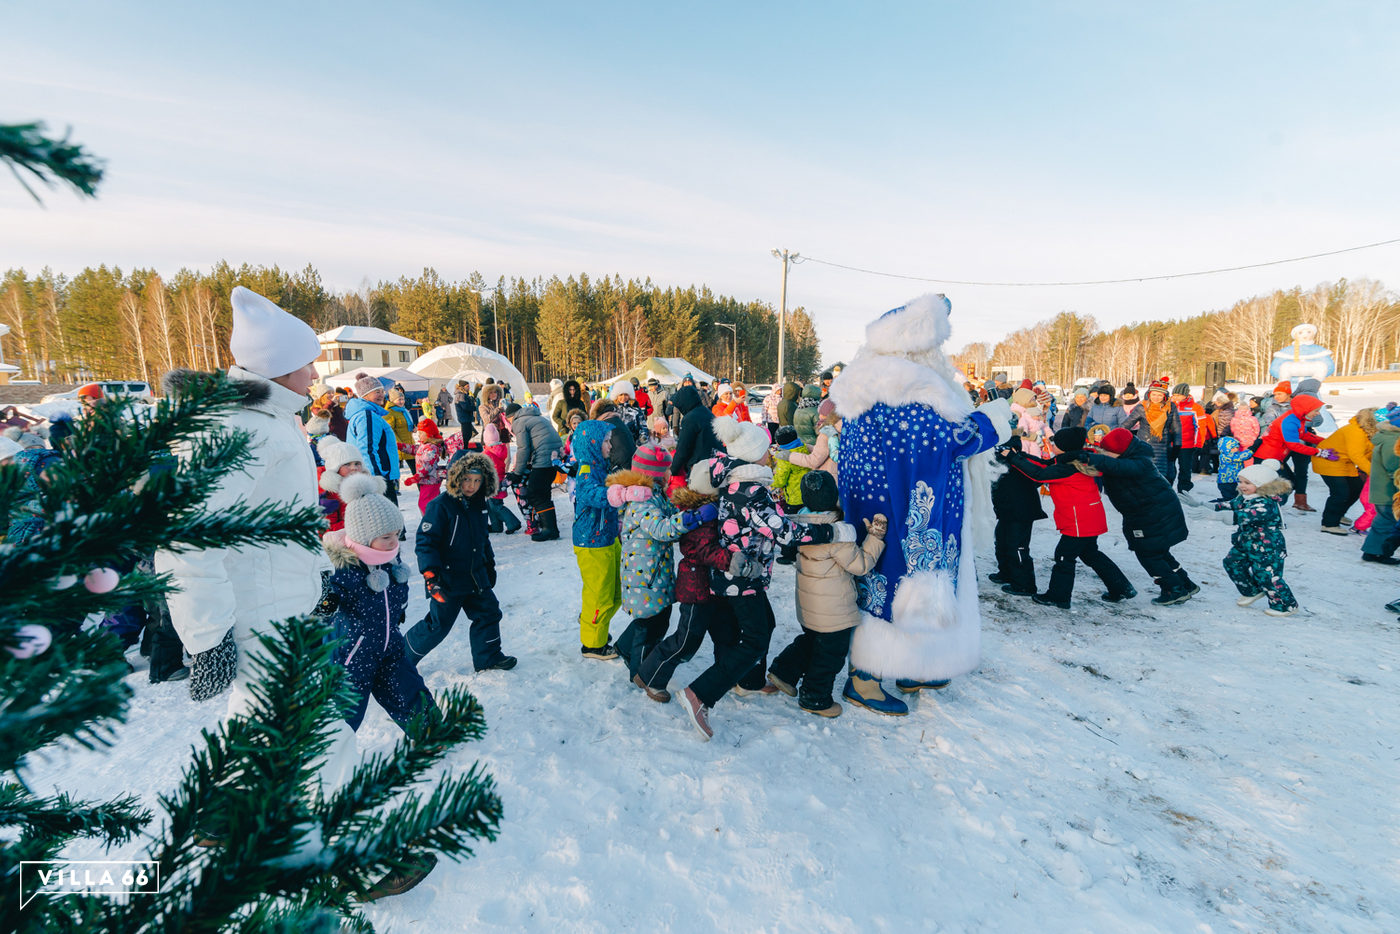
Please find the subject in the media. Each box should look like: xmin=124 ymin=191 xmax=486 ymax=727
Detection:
xmin=322 ymin=472 xmax=436 ymax=732
xmin=607 ymin=443 xmax=719 ymax=697
xmin=317 ymin=435 xmax=368 ymax=532
xmin=1214 ymin=459 xmax=1300 ymax=616
xmin=404 ymin=418 xmax=446 ymax=514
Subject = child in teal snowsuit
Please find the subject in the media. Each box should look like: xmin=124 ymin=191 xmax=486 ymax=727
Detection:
xmin=606 ymin=443 xmax=718 ymax=687
xmin=1215 ymin=459 xmax=1299 ymax=616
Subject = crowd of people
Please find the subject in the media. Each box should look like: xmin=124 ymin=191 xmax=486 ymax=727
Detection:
xmin=4 ymin=285 xmax=1400 ymax=898
xmin=978 ymin=372 xmax=1400 ymax=617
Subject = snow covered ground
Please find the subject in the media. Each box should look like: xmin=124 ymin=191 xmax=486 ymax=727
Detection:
xmin=31 ymin=476 xmax=1400 ymax=933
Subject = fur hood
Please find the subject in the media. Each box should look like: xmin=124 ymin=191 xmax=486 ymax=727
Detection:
xmin=321 ymin=529 xmax=410 ymax=591
xmin=444 ymin=451 xmax=499 ymax=499
xmin=670 ymin=486 xmax=718 ymax=510
xmin=163 ymin=367 xmax=270 ymax=408
xmin=605 ymin=468 xmax=656 ymax=489
xmin=1251 ymin=478 xmax=1294 ymax=499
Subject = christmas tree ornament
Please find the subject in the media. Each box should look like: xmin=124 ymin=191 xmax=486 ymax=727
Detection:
xmin=5 ymin=623 xmax=52 ymax=658
xmin=83 ymin=567 xmax=120 ymax=593
xmin=52 ymin=573 xmax=80 ymax=589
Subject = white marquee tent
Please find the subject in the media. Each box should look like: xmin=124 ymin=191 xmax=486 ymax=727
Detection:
xmin=324 ymin=367 xmax=431 ymax=393
xmin=408 ymin=343 xmax=529 ymax=393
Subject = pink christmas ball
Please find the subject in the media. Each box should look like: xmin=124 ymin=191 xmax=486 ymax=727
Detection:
xmin=6 ymin=624 xmax=52 ymax=659
xmin=83 ymin=567 xmax=121 ymax=594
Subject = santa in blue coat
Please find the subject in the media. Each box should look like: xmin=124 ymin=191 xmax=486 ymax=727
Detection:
xmin=830 ymin=294 xmax=1011 ymax=715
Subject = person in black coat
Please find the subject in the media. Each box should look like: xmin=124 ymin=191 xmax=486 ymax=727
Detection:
xmin=404 ymin=452 xmax=516 ymax=670
xmin=1084 ymin=428 xmax=1198 ymax=606
xmin=989 ymin=436 xmax=1048 ymax=595
xmin=452 ymin=381 xmax=478 ymax=437
xmin=669 ymin=384 xmax=721 ymax=484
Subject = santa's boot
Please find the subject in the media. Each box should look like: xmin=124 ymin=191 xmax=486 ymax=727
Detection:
xmin=1293 ymin=493 xmax=1316 ymax=512
xmin=841 ymin=669 xmax=909 ymax=716
xmin=895 ymin=678 xmax=952 ymax=694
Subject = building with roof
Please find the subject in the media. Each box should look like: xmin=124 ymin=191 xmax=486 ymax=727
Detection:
xmin=0 ymin=324 xmax=20 ymax=385
xmin=315 ymin=325 xmax=422 ymax=377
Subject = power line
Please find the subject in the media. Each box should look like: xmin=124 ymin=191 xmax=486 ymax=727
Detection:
xmin=794 ymin=236 xmax=1400 ymax=287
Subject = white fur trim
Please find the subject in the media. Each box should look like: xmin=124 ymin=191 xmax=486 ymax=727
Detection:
xmin=977 ymin=398 xmax=1014 ymax=445
xmin=830 ymin=355 xmax=974 ymax=423
xmin=848 ymin=568 xmax=980 ymax=681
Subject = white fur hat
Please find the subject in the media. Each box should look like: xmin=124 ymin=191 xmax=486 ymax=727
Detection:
xmin=716 ymin=382 xmax=733 ymax=397
xmin=712 ymin=414 xmax=769 ymax=463
xmin=229 ymin=286 xmax=322 ymax=380
xmin=318 ymin=436 xmax=364 ymax=492
xmin=863 ymin=293 xmax=952 ymax=355
xmin=1238 ymin=458 xmax=1283 ymax=488
xmin=609 ymin=379 xmax=634 ymax=402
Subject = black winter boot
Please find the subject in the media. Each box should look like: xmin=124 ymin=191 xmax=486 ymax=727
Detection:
xmin=531 ymin=505 xmax=560 ymax=542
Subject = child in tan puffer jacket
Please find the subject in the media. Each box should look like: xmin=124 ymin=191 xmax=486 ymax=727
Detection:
xmin=766 ymin=470 xmax=887 ymax=717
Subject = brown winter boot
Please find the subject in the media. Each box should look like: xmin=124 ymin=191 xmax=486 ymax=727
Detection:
xmin=1293 ymin=493 xmax=1316 ymax=512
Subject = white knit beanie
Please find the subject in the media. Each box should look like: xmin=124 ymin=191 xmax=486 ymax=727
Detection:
xmin=688 ymin=460 xmax=718 ymax=496
xmin=1238 ymin=458 xmax=1283 ymax=488
xmin=229 ymin=286 xmax=322 ymax=380
xmin=716 ymin=382 xmax=733 ymax=397
xmin=712 ymin=414 xmax=769 ymax=463
xmin=340 ymin=472 xmax=402 ymax=543
xmin=318 ymin=437 xmax=364 ymax=492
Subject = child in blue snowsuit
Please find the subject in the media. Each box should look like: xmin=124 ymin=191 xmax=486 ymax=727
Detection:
xmin=1216 ymin=436 xmax=1250 ymax=503
xmin=323 ymin=472 xmax=435 ymax=732
xmin=1214 ymin=459 xmax=1300 ymax=617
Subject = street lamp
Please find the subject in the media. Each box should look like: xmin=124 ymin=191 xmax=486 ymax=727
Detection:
xmin=771 ymin=249 xmax=799 ymax=382
xmin=715 ymin=322 xmax=737 ymax=380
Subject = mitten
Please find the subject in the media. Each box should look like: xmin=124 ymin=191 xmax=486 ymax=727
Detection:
xmin=865 ymin=514 xmax=889 ymax=539
xmin=319 ymin=495 xmax=340 ymax=517
xmin=624 ymin=485 xmax=652 ymax=503
xmin=606 ymin=485 xmax=629 ymax=508
xmin=422 ymin=570 xmax=447 ymax=604
xmin=188 ymin=629 xmax=237 ymax=702
xmin=1319 ymin=449 xmax=1341 ymax=461
xmin=680 ymin=503 xmax=719 ymax=531
xmin=727 ymin=550 xmax=754 ymax=578
xmin=403 ymin=475 xmax=418 ymax=486
xmin=313 ymin=570 xmax=338 ymax=617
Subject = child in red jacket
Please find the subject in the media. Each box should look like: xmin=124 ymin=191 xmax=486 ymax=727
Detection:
xmin=317 ymin=436 xmax=368 ymax=532
xmin=405 ymin=418 xmax=447 ymax=514
xmin=1000 ymin=426 xmax=1135 ymax=609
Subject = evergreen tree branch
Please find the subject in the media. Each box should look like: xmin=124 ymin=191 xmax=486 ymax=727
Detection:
xmin=0 ymin=122 xmax=104 ymax=203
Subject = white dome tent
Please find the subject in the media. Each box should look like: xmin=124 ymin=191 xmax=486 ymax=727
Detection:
xmin=408 ymin=343 xmax=530 ymax=395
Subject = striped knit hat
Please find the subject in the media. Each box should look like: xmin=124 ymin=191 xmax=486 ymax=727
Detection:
xmin=632 ymin=442 xmax=673 ymax=480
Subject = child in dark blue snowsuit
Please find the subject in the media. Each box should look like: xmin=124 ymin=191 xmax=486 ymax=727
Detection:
xmin=323 ymin=472 xmax=435 ymax=732
xmin=405 ymin=452 xmax=516 ymax=672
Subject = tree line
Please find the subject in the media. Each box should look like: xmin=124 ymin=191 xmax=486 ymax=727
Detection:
xmin=0 ymin=263 xmax=822 ymax=388
xmin=952 ymin=278 xmax=1400 ymax=388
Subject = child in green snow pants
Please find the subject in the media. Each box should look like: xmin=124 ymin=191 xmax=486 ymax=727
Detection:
xmin=575 ymin=542 xmax=622 ymax=648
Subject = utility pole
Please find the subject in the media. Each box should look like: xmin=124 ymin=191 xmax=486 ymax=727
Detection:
xmin=715 ymin=322 xmax=737 ymax=379
xmin=771 ymin=249 xmax=799 ymax=382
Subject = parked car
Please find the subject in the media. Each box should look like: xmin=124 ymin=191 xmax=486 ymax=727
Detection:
xmin=42 ymin=381 xmax=154 ymax=404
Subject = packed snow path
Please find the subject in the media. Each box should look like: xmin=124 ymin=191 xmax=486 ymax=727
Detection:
xmin=35 ymin=487 xmax=1399 ymax=932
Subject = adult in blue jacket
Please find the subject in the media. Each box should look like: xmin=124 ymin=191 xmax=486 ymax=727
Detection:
xmin=1086 ymin=383 xmax=1125 ymax=431
xmin=346 ymin=373 xmax=402 ymax=505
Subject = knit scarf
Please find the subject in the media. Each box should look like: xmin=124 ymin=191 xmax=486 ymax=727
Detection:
xmin=1144 ymin=399 xmax=1171 ymax=440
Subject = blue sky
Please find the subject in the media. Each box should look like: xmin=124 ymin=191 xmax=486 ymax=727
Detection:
xmin=4 ymin=1 xmax=1398 ymax=365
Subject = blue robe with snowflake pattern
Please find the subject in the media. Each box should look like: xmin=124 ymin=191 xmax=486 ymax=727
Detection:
xmin=839 ymin=403 xmax=998 ymax=630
